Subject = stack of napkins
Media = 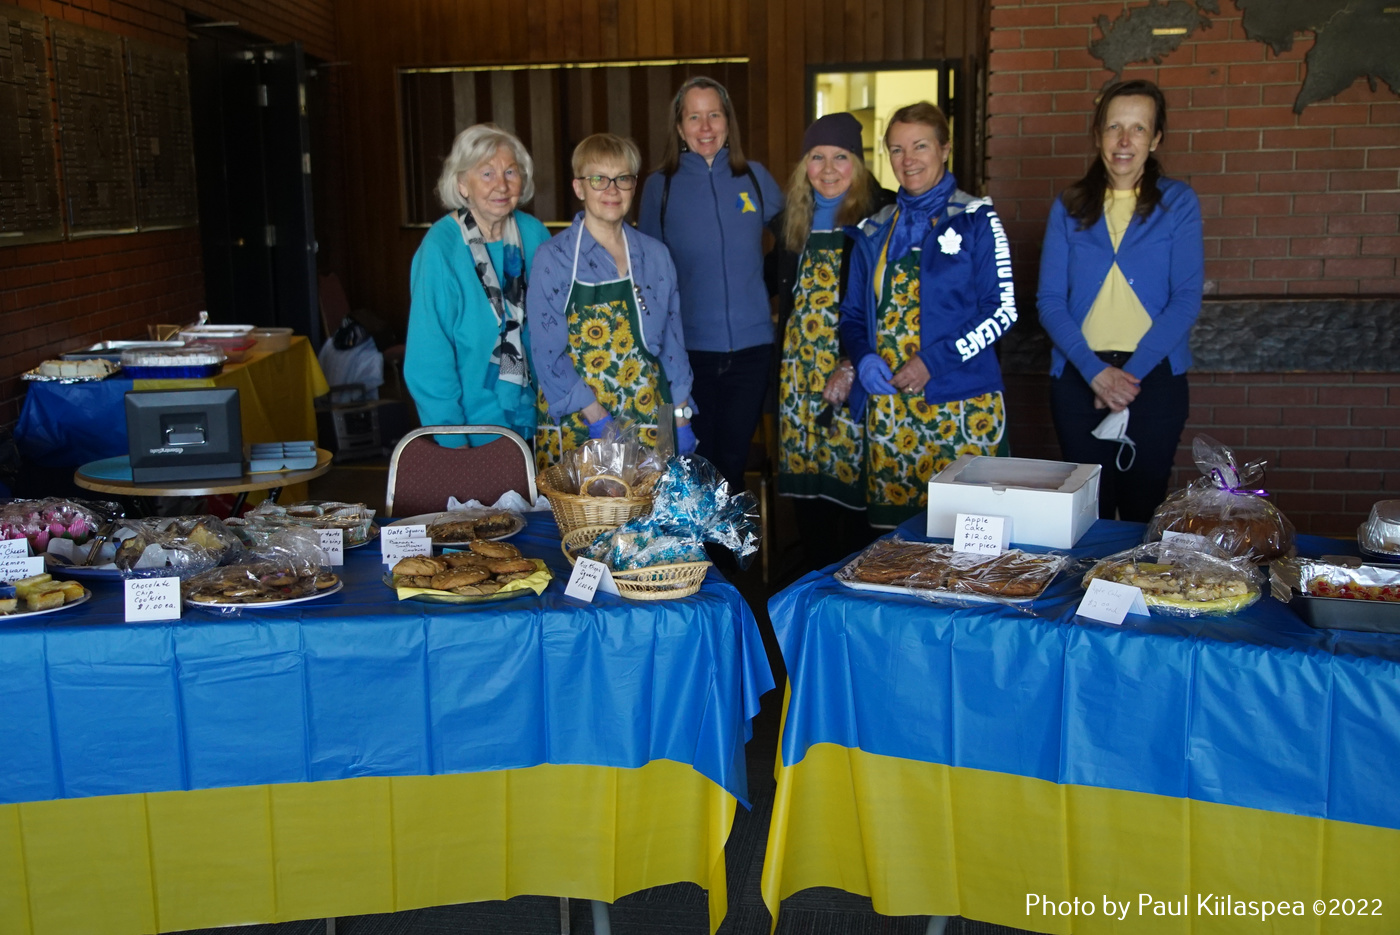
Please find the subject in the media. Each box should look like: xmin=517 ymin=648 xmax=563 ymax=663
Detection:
xmin=248 ymin=441 xmax=318 ymax=472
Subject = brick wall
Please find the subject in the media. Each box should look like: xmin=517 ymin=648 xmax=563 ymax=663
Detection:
xmin=0 ymin=0 xmax=335 ymax=430
xmin=988 ymin=0 xmax=1400 ymax=535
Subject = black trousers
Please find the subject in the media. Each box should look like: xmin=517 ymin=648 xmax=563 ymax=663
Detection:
xmin=1050 ymin=353 xmax=1189 ymax=523
xmin=687 ymin=344 xmax=773 ymax=493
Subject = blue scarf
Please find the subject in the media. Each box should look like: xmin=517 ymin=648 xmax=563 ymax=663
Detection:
xmin=811 ymin=191 xmax=843 ymax=232
xmin=886 ymin=172 xmax=956 ymax=263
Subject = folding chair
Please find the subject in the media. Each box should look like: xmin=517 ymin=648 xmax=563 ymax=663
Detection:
xmin=385 ymin=426 xmax=537 ymax=517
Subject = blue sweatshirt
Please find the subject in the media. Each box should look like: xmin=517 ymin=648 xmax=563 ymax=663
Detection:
xmin=638 ymin=149 xmax=783 ymax=353
xmin=1036 ymin=176 xmax=1204 ymax=382
xmin=839 ymin=181 xmax=1017 ymax=419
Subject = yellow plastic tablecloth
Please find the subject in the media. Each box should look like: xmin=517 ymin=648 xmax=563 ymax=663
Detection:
xmin=2 ymin=762 xmax=735 ymax=935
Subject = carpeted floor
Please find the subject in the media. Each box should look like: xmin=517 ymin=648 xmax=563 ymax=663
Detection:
xmin=169 ymin=467 xmax=1046 ymax=935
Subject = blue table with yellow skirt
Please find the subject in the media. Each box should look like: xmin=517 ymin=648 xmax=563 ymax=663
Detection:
xmin=762 ymin=517 xmax=1400 ymax=933
xmin=0 ymin=513 xmax=774 ymax=935
xmin=14 ymin=336 xmax=330 ymax=502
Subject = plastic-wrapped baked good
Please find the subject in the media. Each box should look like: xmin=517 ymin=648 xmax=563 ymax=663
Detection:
xmin=582 ymin=454 xmax=759 ymax=571
xmin=1082 ymin=538 xmax=1262 ymax=616
xmin=182 ymin=562 xmax=339 ymax=604
xmin=1145 ymin=435 xmax=1295 ymax=563
xmin=560 ymin=420 xmax=665 ymax=496
xmin=0 ymin=498 xmax=116 ymax=553
xmin=113 ymin=515 xmax=244 ymax=579
xmin=1359 ymin=500 xmax=1400 ymax=558
xmin=836 ymin=536 xmax=1065 ymax=600
xmin=233 ymin=500 xmax=377 ymax=546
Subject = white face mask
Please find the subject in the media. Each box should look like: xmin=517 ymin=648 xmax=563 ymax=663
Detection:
xmin=1092 ymin=407 xmax=1137 ymax=472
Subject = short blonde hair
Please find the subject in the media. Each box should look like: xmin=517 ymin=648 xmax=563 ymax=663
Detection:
xmin=436 ymin=123 xmax=536 ymax=210
xmin=571 ymin=133 xmax=641 ymax=178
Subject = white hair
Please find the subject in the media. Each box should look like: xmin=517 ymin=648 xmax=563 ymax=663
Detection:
xmin=436 ymin=123 xmax=536 ymax=210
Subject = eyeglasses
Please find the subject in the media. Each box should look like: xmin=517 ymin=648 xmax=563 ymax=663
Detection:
xmin=577 ymin=174 xmax=638 ymax=191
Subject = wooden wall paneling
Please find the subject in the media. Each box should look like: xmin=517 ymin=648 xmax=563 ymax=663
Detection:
xmin=882 ymin=0 xmax=903 ymax=62
xmin=606 ymin=67 xmax=631 ymax=137
xmin=600 ymin=0 xmax=620 ymax=58
xmin=654 ymin=0 xmax=674 ymax=56
xmin=529 ymin=69 xmax=558 ymax=221
xmin=646 ymin=65 xmax=672 ymax=171
xmin=634 ymin=0 xmax=655 ymax=61
xmin=452 ymin=72 xmax=477 ymax=134
xmin=905 ymin=0 xmax=926 ymax=60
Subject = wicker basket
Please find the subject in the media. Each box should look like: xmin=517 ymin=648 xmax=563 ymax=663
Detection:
xmin=537 ymin=463 xmax=653 ymax=535
xmin=560 ymin=524 xmax=710 ymax=601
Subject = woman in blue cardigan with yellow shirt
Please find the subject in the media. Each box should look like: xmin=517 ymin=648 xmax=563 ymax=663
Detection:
xmin=1038 ymin=79 xmax=1204 ymax=521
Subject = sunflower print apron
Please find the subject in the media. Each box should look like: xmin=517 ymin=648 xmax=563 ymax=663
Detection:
xmin=864 ymin=221 xmax=1007 ymax=528
xmin=534 ymin=228 xmax=672 ymax=469
xmin=777 ymin=229 xmax=865 ymax=509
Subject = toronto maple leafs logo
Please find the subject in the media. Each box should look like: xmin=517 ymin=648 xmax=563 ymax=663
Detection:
xmin=938 ymin=228 xmax=962 ymax=255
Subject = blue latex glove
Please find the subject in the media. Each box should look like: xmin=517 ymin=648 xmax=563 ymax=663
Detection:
xmin=677 ymin=422 xmax=697 ymax=454
xmin=857 ymin=354 xmax=897 ymax=395
xmin=587 ymin=413 xmax=614 ymax=439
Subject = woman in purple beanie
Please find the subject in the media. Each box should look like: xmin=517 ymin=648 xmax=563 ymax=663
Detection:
xmin=766 ymin=113 xmax=893 ymax=570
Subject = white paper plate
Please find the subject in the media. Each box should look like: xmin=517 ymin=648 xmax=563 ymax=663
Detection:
xmin=184 ymin=579 xmax=343 ymax=610
xmin=0 ymin=588 xmax=92 ymax=620
xmin=386 ymin=511 xmax=525 ymax=547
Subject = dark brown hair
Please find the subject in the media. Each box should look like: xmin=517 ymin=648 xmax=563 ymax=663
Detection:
xmin=658 ymin=76 xmax=748 ymax=177
xmin=1061 ymin=79 xmax=1168 ymax=230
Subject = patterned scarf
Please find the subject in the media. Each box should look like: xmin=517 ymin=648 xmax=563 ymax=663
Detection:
xmin=886 ymin=171 xmax=956 ymax=263
xmin=456 ymin=207 xmax=529 ymax=388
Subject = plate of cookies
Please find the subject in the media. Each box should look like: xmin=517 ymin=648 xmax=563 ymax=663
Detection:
xmin=386 ymin=539 xmax=551 ymax=603
xmin=388 ymin=509 xmax=526 ymax=547
xmin=182 ymin=563 xmax=343 ymax=608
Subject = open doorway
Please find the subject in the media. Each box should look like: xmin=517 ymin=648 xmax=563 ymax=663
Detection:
xmin=187 ymin=17 xmax=320 ymax=344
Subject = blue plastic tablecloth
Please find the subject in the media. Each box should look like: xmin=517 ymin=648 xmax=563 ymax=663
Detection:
xmin=14 ymin=379 xmax=135 ymax=467
xmin=0 ymin=513 xmax=776 ymax=807
xmin=769 ymin=516 xmax=1400 ymax=831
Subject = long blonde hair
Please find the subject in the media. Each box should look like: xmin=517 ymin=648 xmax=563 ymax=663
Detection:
xmin=780 ymin=152 xmax=876 ymax=252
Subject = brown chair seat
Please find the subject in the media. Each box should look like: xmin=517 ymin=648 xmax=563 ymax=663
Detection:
xmin=385 ymin=426 xmax=537 ymax=517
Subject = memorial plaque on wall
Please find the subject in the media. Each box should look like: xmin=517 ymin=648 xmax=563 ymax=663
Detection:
xmin=0 ymin=4 xmax=63 ymax=244
xmin=125 ymin=38 xmax=197 ymax=229
xmin=52 ymin=20 xmax=136 ymax=236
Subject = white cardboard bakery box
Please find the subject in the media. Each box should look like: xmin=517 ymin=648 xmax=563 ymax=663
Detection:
xmin=926 ymin=455 xmax=1101 ymax=548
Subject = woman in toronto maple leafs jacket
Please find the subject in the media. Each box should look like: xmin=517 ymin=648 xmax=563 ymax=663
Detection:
xmin=838 ymin=101 xmax=1017 ymax=528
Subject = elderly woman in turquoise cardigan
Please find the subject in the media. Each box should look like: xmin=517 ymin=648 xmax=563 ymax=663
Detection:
xmin=406 ymin=123 xmax=551 ymax=446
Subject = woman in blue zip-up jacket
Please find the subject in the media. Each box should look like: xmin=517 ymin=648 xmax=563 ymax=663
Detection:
xmin=638 ymin=76 xmax=782 ymax=494
xmin=839 ymin=102 xmax=1017 ymax=528
xmin=1037 ymin=79 xmax=1204 ymax=521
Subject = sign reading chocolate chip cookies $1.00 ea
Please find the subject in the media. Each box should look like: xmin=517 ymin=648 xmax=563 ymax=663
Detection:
xmin=125 ymin=577 xmax=182 ymax=622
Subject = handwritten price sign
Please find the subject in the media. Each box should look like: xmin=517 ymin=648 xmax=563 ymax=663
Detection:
xmin=124 ymin=577 xmax=182 ymax=622
xmin=953 ymin=513 xmax=1010 ymax=555
xmin=564 ymin=557 xmax=619 ymax=602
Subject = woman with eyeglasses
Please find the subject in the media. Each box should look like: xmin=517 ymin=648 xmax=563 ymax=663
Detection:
xmin=529 ymin=133 xmax=696 ymax=466
xmin=406 ymin=123 xmax=550 ymax=447
xmin=638 ymin=76 xmax=782 ymax=494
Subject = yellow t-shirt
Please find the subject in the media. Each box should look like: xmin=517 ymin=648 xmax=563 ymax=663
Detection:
xmin=1081 ymin=189 xmax=1153 ymax=353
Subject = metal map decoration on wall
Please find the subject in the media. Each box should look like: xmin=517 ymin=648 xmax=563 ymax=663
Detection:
xmin=0 ymin=3 xmax=63 ymax=245
xmin=125 ymin=38 xmax=198 ymax=230
xmin=1089 ymin=0 xmax=1399 ymax=112
xmin=52 ymin=19 xmax=137 ymax=236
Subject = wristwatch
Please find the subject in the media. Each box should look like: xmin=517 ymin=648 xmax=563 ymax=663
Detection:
xmin=674 ymin=404 xmax=694 ymax=420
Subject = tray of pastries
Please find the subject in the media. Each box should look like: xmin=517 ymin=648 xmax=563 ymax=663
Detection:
xmin=387 ymin=510 xmax=525 ymax=547
xmin=386 ymin=540 xmax=550 ymax=603
xmin=1 ymin=574 xmax=90 ymax=617
xmin=835 ymin=538 xmax=1066 ymax=603
xmin=1275 ymin=557 xmax=1400 ymax=632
